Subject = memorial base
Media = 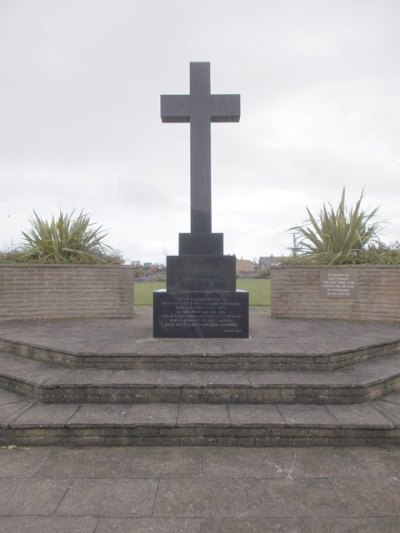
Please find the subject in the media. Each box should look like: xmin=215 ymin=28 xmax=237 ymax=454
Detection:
xmin=153 ymin=289 xmax=249 ymax=338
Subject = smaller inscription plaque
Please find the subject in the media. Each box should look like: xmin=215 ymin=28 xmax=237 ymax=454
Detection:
xmin=320 ymin=270 xmax=358 ymax=298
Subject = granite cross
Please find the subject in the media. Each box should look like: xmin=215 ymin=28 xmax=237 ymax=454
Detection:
xmin=161 ymin=62 xmax=240 ymax=234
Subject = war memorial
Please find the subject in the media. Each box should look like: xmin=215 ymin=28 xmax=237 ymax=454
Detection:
xmin=153 ymin=62 xmax=248 ymax=338
xmin=0 ymin=63 xmax=399 ymax=454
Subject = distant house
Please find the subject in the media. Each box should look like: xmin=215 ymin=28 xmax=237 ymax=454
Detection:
xmin=236 ymin=259 xmax=255 ymax=274
xmin=258 ymin=256 xmax=285 ymax=269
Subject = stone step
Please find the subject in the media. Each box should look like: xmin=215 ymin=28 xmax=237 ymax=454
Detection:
xmin=1 ymin=350 xmax=400 ymax=405
xmin=1 ymin=387 xmax=399 ymax=447
xmin=1 ymin=309 xmax=400 ymax=371
xmin=1 ymin=335 xmax=399 ymax=371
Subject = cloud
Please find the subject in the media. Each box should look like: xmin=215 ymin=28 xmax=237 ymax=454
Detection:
xmin=1 ymin=0 xmax=400 ymax=262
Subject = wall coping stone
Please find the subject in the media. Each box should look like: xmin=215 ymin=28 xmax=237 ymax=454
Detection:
xmin=271 ymin=264 xmax=400 ymax=270
xmin=0 ymin=264 xmax=131 ymax=268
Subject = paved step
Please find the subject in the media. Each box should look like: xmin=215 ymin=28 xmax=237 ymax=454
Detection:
xmin=1 ymin=337 xmax=399 ymax=371
xmin=1 ymin=309 xmax=400 ymax=370
xmin=2 ymin=350 xmax=400 ymax=405
xmin=1 ymin=387 xmax=400 ymax=447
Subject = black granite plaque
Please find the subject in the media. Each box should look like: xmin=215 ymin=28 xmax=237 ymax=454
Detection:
xmin=154 ymin=290 xmax=249 ymax=338
xmin=179 ymin=233 xmax=223 ymax=255
xmin=167 ymin=255 xmax=236 ymax=291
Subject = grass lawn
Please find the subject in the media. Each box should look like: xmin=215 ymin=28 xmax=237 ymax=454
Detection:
xmin=134 ymin=279 xmax=271 ymax=306
xmin=237 ymin=279 xmax=271 ymax=306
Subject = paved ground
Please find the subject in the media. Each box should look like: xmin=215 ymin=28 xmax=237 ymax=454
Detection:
xmin=1 ymin=307 xmax=400 ymax=357
xmin=1 ymin=309 xmax=400 ymax=530
xmin=0 ymin=445 xmax=399 ymax=532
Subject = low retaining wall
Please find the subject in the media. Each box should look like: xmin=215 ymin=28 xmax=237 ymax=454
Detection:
xmin=0 ymin=264 xmax=134 ymax=321
xmin=271 ymin=265 xmax=400 ymax=322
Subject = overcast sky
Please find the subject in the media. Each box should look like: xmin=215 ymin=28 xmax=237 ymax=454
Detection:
xmin=1 ymin=0 xmax=400 ymax=263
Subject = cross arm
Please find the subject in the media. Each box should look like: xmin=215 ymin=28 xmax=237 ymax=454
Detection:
xmin=161 ymin=95 xmax=191 ymax=123
xmin=210 ymin=94 xmax=240 ymax=122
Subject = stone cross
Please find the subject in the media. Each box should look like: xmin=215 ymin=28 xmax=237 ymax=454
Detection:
xmin=161 ymin=62 xmax=240 ymax=233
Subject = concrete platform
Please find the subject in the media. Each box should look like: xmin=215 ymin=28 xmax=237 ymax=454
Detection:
xmin=0 ymin=307 xmax=400 ymax=447
xmin=1 ymin=307 xmax=400 ymax=370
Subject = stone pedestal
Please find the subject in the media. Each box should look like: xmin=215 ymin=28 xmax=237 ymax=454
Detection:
xmin=166 ymin=255 xmax=236 ymax=291
xmin=153 ymin=233 xmax=249 ymax=338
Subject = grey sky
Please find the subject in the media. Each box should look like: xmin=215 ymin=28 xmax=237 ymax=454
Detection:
xmin=1 ymin=0 xmax=399 ymax=263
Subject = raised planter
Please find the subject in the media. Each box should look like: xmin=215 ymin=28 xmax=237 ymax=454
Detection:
xmin=0 ymin=264 xmax=134 ymax=321
xmin=271 ymin=264 xmax=400 ymax=322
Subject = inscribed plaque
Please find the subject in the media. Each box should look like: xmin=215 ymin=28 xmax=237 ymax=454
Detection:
xmin=320 ymin=270 xmax=358 ymax=298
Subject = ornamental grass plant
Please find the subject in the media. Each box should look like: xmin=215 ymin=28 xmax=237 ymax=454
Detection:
xmin=289 ymin=189 xmax=383 ymax=265
xmin=16 ymin=210 xmax=121 ymax=264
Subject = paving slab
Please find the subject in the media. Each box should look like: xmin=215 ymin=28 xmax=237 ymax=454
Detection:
xmin=383 ymin=391 xmax=400 ymax=404
xmin=229 ymin=404 xmax=284 ymax=425
xmin=34 ymin=447 xmax=127 ymax=478
xmin=96 ymin=517 xmax=201 ymax=533
xmin=123 ymin=447 xmax=202 ymax=478
xmin=0 ymin=388 xmax=29 ymax=405
xmin=0 ymin=517 xmax=98 ymax=533
xmin=199 ymin=517 xmax=400 ymax=533
xmin=0 ymin=478 xmax=71 ymax=516
xmin=47 ymin=368 xmax=115 ymax=385
xmin=331 ymin=476 xmax=400 ymax=515
xmin=327 ymin=403 xmax=394 ymax=426
xmin=202 ymin=517 xmax=305 ymax=533
xmin=8 ymin=404 xmax=79 ymax=427
xmin=177 ymin=404 xmax=231 ymax=426
xmin=154 ymin=478 xmax=249 ymax=517
xmin=157 ymin=370 xmax=203 ymax=386
xmin=0 ymin=447 xmax=52 ymax=478
xmin=203 ymin=447 xmax=296 ymax=479
xmin=288 ymin=447 xmax=395 ymax=479
xmin=277 ymin=404 xmax=338 ymax=426
xmin=244 ymin=478 xmax=347 ymax=517
xmin=0 ymin=400 xmax=32 ymax=425
xmin=124 ymin=403 xmax=179 ymax=425
xmin=55 ymin=478 xmax=158 ymax=517
xmin=109 ymin=369 xmax=160 ymax=384
xmin=67 ymin=405 xmax=128 ymax=426
xmin=374 ymin=398 xmax=400 ymax=424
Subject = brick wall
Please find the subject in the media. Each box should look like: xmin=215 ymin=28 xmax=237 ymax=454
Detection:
xmin=271 ymin=265 xmax=400 ymax=322
xmin=0 ymin=265 xmax=134 ymax=321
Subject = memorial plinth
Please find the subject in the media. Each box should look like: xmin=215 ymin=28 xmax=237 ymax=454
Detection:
xmin=154 ymin=231 xmax=248 ymax=338
xmin=153 ymin=62 xmax=249 ymax=338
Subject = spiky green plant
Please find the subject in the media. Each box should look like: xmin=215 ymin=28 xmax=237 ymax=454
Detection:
xmin=290 ymin=189 xmax=382 ymax=264
xmin=20 ymin=210 xmax=119 ymax=264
